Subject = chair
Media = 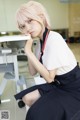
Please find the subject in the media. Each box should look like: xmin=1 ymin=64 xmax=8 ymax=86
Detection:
xmin=0 ymin=48 xmax=27 ymax=104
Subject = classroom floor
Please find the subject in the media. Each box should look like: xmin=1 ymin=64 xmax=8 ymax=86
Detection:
xmin=0 ymin=61 xmax=35 ymax=120
xmin=0 ymin=43 xmax=80 ymax=120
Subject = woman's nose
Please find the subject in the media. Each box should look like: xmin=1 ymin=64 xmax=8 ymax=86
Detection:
xmin=26 ymin=24 xmax=31 ymax=33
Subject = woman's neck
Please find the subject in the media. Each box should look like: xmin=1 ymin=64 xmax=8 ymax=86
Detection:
xmin=40 ymin=27 xmax=49 ymax=40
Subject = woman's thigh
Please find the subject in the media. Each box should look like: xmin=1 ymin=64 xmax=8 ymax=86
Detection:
xmin=26 ymin=91 xmax=64 ymax=120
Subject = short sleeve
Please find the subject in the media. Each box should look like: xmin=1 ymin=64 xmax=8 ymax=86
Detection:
xmin=42 ymin=31 xmax=75 ymax=70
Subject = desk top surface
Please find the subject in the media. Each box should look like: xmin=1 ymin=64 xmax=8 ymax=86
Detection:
xmin=0 ymin=35 xmax=30 ymax=42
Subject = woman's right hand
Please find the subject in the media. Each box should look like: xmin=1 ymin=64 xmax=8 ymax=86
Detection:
xmin=24 ymin=34 xmax=34 ymax=54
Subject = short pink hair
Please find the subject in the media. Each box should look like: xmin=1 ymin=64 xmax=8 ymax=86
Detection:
xmin=15 ymin=1 xmax=51 ymax=30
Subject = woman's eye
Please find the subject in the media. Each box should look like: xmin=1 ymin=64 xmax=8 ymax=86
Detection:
xmin=20 ymin=25 xmax=25 ymax=29
xmin=28 ymin=19 xmax=32 ymax=23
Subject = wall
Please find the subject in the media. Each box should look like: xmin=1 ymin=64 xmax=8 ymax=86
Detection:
xmin=0 ymin=0 xmax=27 ymax=32
xmin=36 ymin=0 xmax=69 ymax=29
xmin=0 ymin=0 xmax=7 ymax=31
xmin=0 ymin=0 xmax=69 ymax=32
xmin=68 ymin=3 xmax=80 ymax=36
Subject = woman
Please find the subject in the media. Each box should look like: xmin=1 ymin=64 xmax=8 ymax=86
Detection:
xmin=14 ymin=1 xmax=80 ymax=120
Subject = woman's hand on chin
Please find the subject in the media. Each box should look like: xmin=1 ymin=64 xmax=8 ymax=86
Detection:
xmin=24 ymin=37 xmax=34 ymax=55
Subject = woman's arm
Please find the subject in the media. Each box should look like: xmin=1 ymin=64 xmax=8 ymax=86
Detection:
xmin=24 ymin=39 xmax=57 ymax=83
xmin=28 ymin=58 xmax=37 ymax=76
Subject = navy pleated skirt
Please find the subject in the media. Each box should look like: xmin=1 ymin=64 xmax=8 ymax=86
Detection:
xmin=14 ymin=65 xmax=80 ymax=120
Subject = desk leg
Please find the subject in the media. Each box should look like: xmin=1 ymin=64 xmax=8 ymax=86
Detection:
xmin=13 ymin=55 xmax=20 ymax=93
xmin=0 ymin=78 xmax=7 ymax=96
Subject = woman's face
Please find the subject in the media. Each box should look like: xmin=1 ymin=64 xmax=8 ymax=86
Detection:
xmin=19 ymin=18 xmax=43 ymax=39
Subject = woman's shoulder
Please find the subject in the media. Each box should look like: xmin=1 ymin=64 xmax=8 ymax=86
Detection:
xmin=49 ymin=30 xmax=63 ymax=38
xmin=48 ymin=30 xmax=64 ymax=42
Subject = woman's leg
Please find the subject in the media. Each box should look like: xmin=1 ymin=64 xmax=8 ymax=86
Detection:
xmin=22 ymin=89 xmax=41 ymax=107
xmin=26 ymin=90 xmax=65 ymax=120
xmin=25 ymin=89 xmax=80 ymax=120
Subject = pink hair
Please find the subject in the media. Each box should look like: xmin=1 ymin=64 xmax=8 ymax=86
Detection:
xmin=15 ymin=1 xmax=51 ymax=30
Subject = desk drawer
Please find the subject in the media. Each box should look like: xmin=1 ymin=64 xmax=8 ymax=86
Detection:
xmin=6 ymin=56 xmax=13 ymax=63
xmin=0 ymin=55 xmax=16 ymax=64
xmin=0 ymin=56 xmax=3 ymax=63
xmin=0 ymin=63 xmax=14 ymax=73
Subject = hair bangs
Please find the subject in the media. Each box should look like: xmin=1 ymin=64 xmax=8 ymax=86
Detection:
xmin=15 ymin=1 xmax=51 ymax=30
